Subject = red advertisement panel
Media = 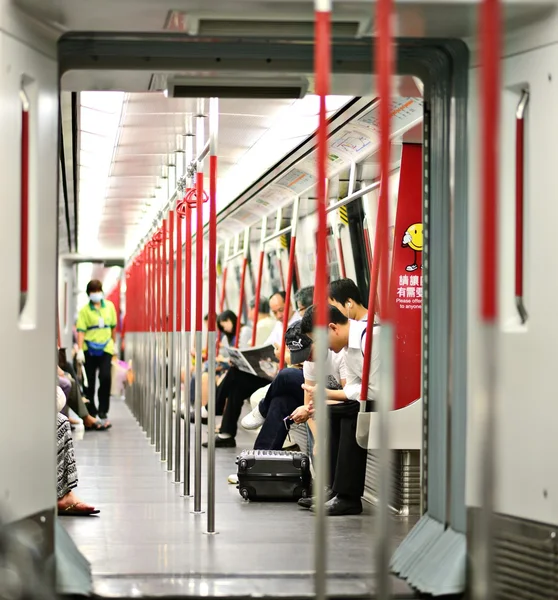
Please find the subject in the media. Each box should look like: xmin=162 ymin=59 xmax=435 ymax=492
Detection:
xmin=391 ymin=144 xmax=422 ymax=409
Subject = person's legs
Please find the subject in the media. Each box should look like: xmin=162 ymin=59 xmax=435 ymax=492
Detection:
xmin=219 ymin=374 xmax=269 ymax=436
xmin=258 ymin=368 xmax=304 ymax=418
xmin=328 ymin=404 xmax=342 ymax=490
xmin=83 ymin=353 xmax=99 ymax=417
xmin=57 ymin=414 xmax=78 ymax=499
xmin=97 ymin=352 xmax=112 ymax=418
xmin=331 ymin=402 xmax=367 ymax=499
xmin=56 ymin=414 xmax=99 ymax=515
xmin=254 ymin=394 xmax=302 ymax=450
xmin=205 ymin=369 xmax=268 ymax=446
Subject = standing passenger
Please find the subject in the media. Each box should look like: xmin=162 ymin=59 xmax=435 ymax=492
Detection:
xmin=75 ymin=280 xmax=117 ymax=425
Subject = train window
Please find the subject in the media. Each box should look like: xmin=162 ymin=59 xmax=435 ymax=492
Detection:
xmin=266 ymin=249 xmax=283 ymax=293
xmin=346 ymin=199 xmax=369 ymax=303
xmin=326 ymin=227 xmax=341 ymax=282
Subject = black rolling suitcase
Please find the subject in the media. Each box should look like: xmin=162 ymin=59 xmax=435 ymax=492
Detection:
xmin=236 ymin=450 xmax=311 ymax=501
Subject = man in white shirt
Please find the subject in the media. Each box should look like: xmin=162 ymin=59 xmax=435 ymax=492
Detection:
xmin=328 ymin=278 xmax=370 ymax=323
xmin=299 ymin=304 xmax=377 ymax=516
xmin=204 ymin=291 xmax=300 ymax=448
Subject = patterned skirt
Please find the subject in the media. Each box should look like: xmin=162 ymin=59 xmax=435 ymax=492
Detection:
xmin=57 ymin=413 xmax=78 ymax=499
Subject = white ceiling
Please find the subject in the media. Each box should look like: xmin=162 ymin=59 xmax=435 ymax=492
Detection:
xmin=16 ymin=0 xmax=555 ymax=41
xmin=75 ymin=92 xmax=353 ymax=258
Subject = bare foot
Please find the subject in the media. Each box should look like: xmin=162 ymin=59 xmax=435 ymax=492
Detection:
xmin=83 ymin=415 xmax=97 ymax=428
xmin=57 ymin=491 xmax=96 ymax=513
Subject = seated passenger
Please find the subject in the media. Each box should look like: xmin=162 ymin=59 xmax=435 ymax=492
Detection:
xmin=244 ymin=322 xmax=310 ymax=449
xmin=241 ymin=285 xmax=314 ymax=430
xmin=298 ymin=304 xmax=378 ymax=516
xmin=203 ymin=291 xmax=300 ymax=448
xmin=58 ymin=365 xmax=110 ymax=430
xmin=56 ymin=389 xmax=99 ymax=516
xmin=329 ymin=278 xmax=369 ymax=322
xmin=190 ymin=310 xmax=251 ymax=423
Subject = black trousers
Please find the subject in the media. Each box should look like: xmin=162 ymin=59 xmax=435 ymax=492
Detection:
xmin=254 ymin=368 xmax=305 ymax=450
xmin=84 ymin=351 xmax=112 ymax=417
xmin=329 ymin=401 xmax=368 ymax=500
xmin=218 ymin=367 xmax=269 ymax=437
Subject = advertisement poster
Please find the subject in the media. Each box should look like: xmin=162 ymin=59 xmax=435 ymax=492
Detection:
xmin=390 ymin=144 xmax=422 ymax=410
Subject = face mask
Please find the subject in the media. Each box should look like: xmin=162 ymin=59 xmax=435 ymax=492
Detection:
xmin=89 ymin=292 xmax=103 ymax=303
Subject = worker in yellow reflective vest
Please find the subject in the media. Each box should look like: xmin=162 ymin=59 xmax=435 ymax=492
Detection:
xmin=76 ymin=279 xmax=117 ymax=426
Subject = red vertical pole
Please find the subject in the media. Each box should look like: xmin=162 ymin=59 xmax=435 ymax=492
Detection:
xmin=169 ymin=211 xmax=175 ymax=334
xmin=251 ymin=250 xmax=265 ymax=347
xmin=162 ymin=219 xmax=168 ymax=335
xmin=279 ymin=198 xmax=300 ymax=367
xmin=234 ymin=257 xmax=248 ymax=348
xmin=480 ymin=0 xmax=501 ymax=324
xmin=195 ymin=173 xmax=204 ymax=333
xmin=279 ymin=236 xmax=297 ymax=368
xmin=313 ymin=3 xmax=331 ymax=599
xmin=185 ymin=205 xmax=192 ymax=335
xmin=176 ymin=210 xmax=183 ymax=332
xmin=20 ymin=104 xmax=29 ymax=302
xmin=219 ymin=266 xmax=228 ymax=312
xmin=208 ymin=161 xmax=217 ymax=334
xmin=314 ymin=10 xmax=330 ymax=330
xmin=514 ymin=92 xmax=528 ymax=323
xmin=336 ymin=237 xmax=347 ymax=279
xmin=476 ymin=2 xmax=502 ymax=597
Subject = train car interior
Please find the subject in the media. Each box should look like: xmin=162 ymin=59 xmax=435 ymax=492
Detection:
xmin=2 ymin=1 xmax=558 ymax=600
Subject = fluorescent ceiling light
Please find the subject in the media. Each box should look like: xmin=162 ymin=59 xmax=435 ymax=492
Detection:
xmin=216 ymin=95 xmax=352 ymax=211
xmin=126 ymin=94 xmax=352 ymax=256
xmin=78 ymin=92 xmax=126 ymax=255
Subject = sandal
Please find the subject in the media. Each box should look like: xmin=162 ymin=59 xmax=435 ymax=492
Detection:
xmin=58 ymin=502 xmax=100 ymax=517
xmin=84 ymin=421 xmax=110 ymax=431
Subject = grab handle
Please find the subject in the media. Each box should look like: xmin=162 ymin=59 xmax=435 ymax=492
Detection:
xmin=20 ymin=88 xmax=30 ymax=315
xmin=515 ymin=90 xmax=529 ymax=324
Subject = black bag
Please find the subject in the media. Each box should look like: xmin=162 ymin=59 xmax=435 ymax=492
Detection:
xmin=236 ymin=450 xmax=311 ymax=501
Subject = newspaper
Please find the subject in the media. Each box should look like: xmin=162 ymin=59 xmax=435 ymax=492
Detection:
xmin=226 ymin=343 xmax=279 ymax=381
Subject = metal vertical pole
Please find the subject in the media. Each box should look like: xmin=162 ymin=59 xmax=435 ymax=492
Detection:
xmin=472 ymin=1 xmax=501 ymax=599
xmin=183 ymin=120 xmax=194 ymax=497
xmin=175 ymin=192 xmax=183 ymax=482
xmin=183 ymin=203 xmax=193 ymax=496
xmin=193 ymin=98 xmax=205 ymax=514
xmin=313 ymin=3 xmax=331 ymax=600
xmin=375 ymin=1 xmax=395 ymax=598
xmin=251 ymin=217 xmax=267 ymax=347
xmin=206 ymin=96 xmax=219 ymax=534
xmin=167 ymin=206 xmax=175 ymax=471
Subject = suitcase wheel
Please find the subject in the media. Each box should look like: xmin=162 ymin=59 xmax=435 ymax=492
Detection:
xmin=239 ymin=487 xmax=250 ymax=500
xmin=300 ymin=458 xmax=308 ymax=470
xmin=239 ymin=459 xmax=248 ymax=470
xmin=301 ymin=488 xmax=308 ymax=498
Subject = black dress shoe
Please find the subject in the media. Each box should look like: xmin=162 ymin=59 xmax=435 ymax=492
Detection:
xmin=202 ymin=435 xmax=236 ymax=448
xmin=298 ymin=487 xmax=335 ymax=509
xmin=311 ymin=495 xmax=363 ymax=516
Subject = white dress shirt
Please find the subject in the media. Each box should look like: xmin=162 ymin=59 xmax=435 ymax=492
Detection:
xmin=341 ymin=319 xmax=380 ymax=402
xmin=264 ymin=312 xmax=301 ymax=347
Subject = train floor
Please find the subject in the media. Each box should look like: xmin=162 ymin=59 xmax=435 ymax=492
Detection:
xmin=62 ymin=396 xmax=418 ymax=598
